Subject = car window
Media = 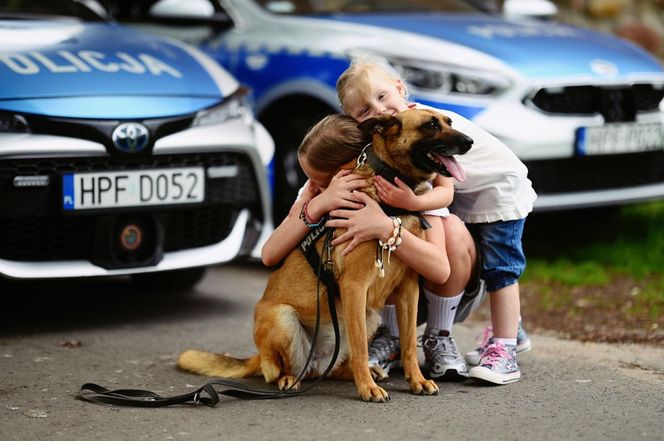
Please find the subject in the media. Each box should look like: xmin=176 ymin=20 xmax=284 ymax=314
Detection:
xmin=0 ymin=0 xmax=107 ymax=21
xmin=256 ymin=0 xmax=490 ymax=15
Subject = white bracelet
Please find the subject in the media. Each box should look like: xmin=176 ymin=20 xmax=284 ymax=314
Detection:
xmin=378 ymin=216 xmax=403 ymax=252
xmin=375 ymin=216 xmax=403 ymax=277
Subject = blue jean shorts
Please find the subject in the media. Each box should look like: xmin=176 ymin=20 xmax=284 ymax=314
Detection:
xmin=466 ymin=218 xmax=527 ymax=292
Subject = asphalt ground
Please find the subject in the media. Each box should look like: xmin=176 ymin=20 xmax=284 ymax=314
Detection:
xmin=1 ymin=264 xmax=663 ymax=441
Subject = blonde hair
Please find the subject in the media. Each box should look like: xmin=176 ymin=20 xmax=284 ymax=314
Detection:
xmin=298 ymin=114 xmax=370 ymax=174
xmin=336 ymin=60 xmax=408 ymax=114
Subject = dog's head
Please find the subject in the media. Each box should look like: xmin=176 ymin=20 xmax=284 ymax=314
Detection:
xmin=358 ymin=108 xmax=472 ymax=184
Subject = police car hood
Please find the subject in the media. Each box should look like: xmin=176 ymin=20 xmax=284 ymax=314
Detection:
xmin=323 ymin=13 xmax=664 ymax=79
xmin=0 ymin=21 xmax=237 ymax=101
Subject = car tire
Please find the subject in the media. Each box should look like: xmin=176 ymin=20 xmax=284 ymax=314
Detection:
xmin=262 ymin=99 xmax=333 ymax=224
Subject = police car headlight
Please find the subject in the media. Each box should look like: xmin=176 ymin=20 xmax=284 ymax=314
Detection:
xmin=390 ymin=60 xmax=509 ymax=96
xmin=0 ymin=113 xmax=30 ymax=133
xmin=191 ymin=86 xmax=254 ymax=128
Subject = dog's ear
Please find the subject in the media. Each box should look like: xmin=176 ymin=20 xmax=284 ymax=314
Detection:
xmin=359 ymin=115 xmax=402 ymax=135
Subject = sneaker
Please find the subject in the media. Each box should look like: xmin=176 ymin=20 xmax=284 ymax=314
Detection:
xmin=368 ymin=325 xmax=401 ymax=375
xmin=465 ymin=322 xmax=532 ymax=366
xmin=421 ymin=331 xmax=469 ymax=379
xmin=469 ymin=342 xmax=520 ymax=384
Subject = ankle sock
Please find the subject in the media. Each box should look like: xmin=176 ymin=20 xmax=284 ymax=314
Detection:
xmin=424 ymin=289 xmax=463 ymax=335
xmin=381 ymin=305 xmax=399 ymax=338
xmin=493 ymin=338 xmax=517 ymax=347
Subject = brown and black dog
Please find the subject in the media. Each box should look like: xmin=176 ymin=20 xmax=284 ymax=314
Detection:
xmin=177 ymin=108 xmax=473 ymax=402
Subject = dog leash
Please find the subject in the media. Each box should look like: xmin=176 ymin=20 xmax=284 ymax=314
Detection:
xmin=79 ymin=229 xmax=341 ymax=408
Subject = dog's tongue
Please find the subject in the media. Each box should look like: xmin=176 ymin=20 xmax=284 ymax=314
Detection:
xmin=438 ymin=155 xmax=466 ymax=182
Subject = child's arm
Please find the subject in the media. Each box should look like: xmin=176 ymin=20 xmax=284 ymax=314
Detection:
xmin=261 ymin=170 xmax=368 ymax=267
xmin=374 ymin=174 xmax=453 ymax=212
xmin=326 ymin=192 xmax=450 ymax=285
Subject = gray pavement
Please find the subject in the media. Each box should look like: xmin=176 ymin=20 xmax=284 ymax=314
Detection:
xmin=1 ymin=264 xmax=663 ymax=441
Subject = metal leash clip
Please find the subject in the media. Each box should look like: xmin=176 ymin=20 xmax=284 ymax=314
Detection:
xmin=356 ymin=143 xmax=371 ymax=168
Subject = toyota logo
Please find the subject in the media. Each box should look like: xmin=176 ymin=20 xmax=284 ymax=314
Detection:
xmin=112 ymin=122 xmax=150 ymax=153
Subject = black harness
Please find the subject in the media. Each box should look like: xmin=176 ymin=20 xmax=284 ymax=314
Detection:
xmin=79 ymin=228 xmax=342 ymax=408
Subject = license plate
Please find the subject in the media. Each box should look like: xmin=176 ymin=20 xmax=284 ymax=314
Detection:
xmin=576 ymin=122 xmax=664 ymax=156
xmin=62 ymin=167 xmax=205 ymax=211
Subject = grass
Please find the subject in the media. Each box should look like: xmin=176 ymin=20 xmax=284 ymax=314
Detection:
xmin=518 ymin=201 xmax=664 ymax=343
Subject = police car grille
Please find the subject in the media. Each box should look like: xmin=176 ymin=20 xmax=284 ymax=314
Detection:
xmin=524 ymin=151 xmax=664 ymax=194
xmin=528 ymin=84 xmax=664 ymax=122
xmin=0 ymin=153 xmax=260 ymax=261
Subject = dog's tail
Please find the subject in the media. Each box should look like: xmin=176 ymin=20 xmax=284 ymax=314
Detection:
xmin=177 ymin=349 xmax=262 ymax=378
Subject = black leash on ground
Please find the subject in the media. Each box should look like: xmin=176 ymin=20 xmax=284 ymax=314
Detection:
xmin=79 ymin=227 xmax=340 ymax=408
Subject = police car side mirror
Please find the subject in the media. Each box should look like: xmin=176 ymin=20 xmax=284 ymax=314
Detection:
xmin=502 ymin=0 xmax=558 ymax=21
xmin=148 ymin=0 xmax=232 ymax=30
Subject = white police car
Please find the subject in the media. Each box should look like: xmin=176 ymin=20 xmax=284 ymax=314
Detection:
xmin=113 ymin=0 xmax=664 ymax=222
xmin=0 ymin=0 xmax=274 ymax=287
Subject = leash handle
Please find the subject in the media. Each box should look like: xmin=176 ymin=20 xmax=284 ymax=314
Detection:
xmin=79 ymin=382 xmax=219 ymax=407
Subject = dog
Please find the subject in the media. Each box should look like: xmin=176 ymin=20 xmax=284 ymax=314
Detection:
xmin=177 ymin=108 xmax=473 ymax=402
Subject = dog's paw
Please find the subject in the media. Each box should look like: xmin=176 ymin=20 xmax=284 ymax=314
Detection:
xmin=409 ymin=378 xmax=439 ymax=396
xmin=369 ymin=365 xmax=389 ymax=382
xmin=358 ymin=384 xmax=390 ymax=403
xmin=277 ymin=375 xmax=300 ymax=391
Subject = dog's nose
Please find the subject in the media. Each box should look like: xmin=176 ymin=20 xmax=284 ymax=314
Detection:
xmin=458 ymin=133 xmax=473 ymax=154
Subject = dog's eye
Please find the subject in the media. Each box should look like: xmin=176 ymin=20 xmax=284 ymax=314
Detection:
xmin=423 ymin=119 xmax=441 ymax=131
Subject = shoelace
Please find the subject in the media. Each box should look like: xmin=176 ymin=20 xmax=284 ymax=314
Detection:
xmin=480 ymin=342 xmax=512 ymax=368
xmin=475 ymin=326 xmax=493 ymax=348
xmin=418 ymin=335 xmax=462 ymax=363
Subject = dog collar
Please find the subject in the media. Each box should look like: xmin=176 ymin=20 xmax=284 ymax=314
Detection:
xmin=363 ymin=146 xmax=417 ymax=189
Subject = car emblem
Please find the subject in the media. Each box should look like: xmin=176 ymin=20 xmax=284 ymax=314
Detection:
xmin=119 ymin=224 xmax=143 ymax=251
xmin=590 ymin=59 xmax=618 ymax=77
xmin=112 ymin=122 xmax=150 ymax=153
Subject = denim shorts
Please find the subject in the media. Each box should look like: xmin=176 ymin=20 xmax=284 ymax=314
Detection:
xmin=466 ymin=218 xmax=527 ymax=292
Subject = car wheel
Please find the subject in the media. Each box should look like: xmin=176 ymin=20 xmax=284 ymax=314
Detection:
xmin=262 ymin=99 xmax=334 ymax=224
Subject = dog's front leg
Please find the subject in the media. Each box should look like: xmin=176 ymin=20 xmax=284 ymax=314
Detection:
xmin=395 ymin=275 xmax=439 ymax=396
xmin=339 ymin=278 xmax=390 ymax=403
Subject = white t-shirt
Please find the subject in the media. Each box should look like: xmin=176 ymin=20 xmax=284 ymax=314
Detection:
xmin=416 ymin=103 xmax=537 ymax=223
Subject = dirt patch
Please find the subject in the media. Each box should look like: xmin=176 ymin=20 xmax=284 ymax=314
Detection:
xmin=468 ymin=277 xmax=664 ymax=345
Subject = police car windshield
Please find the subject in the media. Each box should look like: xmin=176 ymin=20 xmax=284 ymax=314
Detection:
xmin=0 ymin=0 xmax=106 ymax=21
xmin=258 ymin=0 xmax=489 ymax=15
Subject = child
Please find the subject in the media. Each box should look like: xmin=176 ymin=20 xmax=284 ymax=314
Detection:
xmin=262 ymin=114 xmax=450 ymax=300
xmin=336 ymin=61 xmax=537 ymax=384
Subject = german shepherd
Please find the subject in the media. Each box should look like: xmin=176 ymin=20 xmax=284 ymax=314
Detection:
xmin=177 ymin=109 xmax=473 ymax=402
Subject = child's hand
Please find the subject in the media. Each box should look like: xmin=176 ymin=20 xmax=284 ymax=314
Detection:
xmin=374 ymin=175 xmax=419 ymax=211
xmin=308 ymin=170 xmax=368 ymax=220
xmin=327 ymin=192 xmax=393 ymax=256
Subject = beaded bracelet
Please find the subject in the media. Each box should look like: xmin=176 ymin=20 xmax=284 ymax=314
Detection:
xmin=375 ymin=216 xmax=403 ymax=277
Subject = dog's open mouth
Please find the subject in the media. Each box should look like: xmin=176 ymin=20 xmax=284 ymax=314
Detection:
xmin=426 ymin=149 xmax=466 ymax=182
xmin=414 ymin=143 xmax=466 ymax=182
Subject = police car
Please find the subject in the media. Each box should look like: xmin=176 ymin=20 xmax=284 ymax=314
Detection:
xmin=0 ymin=1 xmax=274 ymax=287
xmin=112 ymin=0 xmax=664 ymax=223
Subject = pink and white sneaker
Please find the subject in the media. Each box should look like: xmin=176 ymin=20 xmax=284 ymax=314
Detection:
xmin=465 ymin=322 xmax=532 ymax=366
xmin=469 ymin=342 xmax=520 ymax=385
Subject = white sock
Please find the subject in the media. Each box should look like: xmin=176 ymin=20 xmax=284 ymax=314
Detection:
xmin=381 ymin=305 xmax=399 ymax=338
xmin=424 ymin=289 xmax=463 ymax=335
xmin=494 ymin=338 xmax=517 ymax=347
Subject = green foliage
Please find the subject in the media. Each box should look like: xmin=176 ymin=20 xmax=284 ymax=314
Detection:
xmin=523 ymin=201 xmax=664 ymax=282
xmin=522 ymin=202 xmax=664 ymax=321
